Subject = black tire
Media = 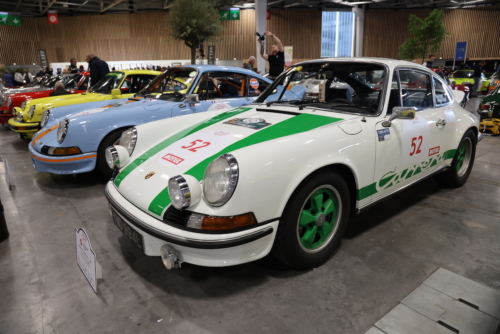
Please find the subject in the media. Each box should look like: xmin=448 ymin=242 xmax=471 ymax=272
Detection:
xmin=96 ymin=129 xmax=127 ymax=179
xmin=434 ymin=129 xmax=476 ymax=188
xmin=271 ymin=170 xmax=351 ymax=270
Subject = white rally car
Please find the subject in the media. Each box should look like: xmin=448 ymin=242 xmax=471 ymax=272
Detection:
xmin=104 ymin=58 xmax=481 ymax=270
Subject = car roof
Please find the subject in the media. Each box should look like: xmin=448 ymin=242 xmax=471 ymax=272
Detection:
xmin=179 ymin=64 xmax=270 ymax=79
xmin=294 ymin=57 xmax=437 ymax=72
xmin=112 ymin=70 xmax=162 ymax=75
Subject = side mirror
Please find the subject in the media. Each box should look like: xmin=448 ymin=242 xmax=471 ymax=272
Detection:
xmin=185 ymin=94 xmax=199 ymax=103
xmin=382 ymin=107 xmax=416 ymax=127
xmin=111 ymin=88 xmax=121 ymax=96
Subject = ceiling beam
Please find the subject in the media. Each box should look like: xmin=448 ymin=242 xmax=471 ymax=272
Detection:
xmin=101 ymin=0 xmax=127 ymax=12
xmin=16 ymin=0 xmax=23 ymax=8
xmin=41 ymin=0 xmax=58 ymax=14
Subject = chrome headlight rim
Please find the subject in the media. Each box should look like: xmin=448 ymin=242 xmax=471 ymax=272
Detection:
xmin=119 ymin=127 xmax=138 ymax=156
xmin=40 ymin=109 xmax=51 ymax=128
xmin=168 ymin=175 xmax=191 ymax=210
xmin=202 ymin=154 xmax=239 ymax=207
xmin=20 ymin=101 xmax=26 ymax=110
xmin=27 ymin=105 xmax=36 ymax=119
xmin=16 ymin=111 xmax=24 ymax=121
xmin=105 ymin=146 xmax=119 ymax=169
xmin=57 ymin=119 xmax=69 ymax=143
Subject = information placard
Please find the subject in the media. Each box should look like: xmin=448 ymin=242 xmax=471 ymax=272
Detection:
xmin=75 ymin=228 xmax=102 ymax=294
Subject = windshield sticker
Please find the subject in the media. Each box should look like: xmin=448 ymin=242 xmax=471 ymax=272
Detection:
xmin=377 ymin=128 xmax=391 ymax=141
xmin=223 ymin=118 xmax=271 ymax=130
xmin=250 ymin=78 xmax=259 ymax=89
xmin=158 ymin=130 xmax=235 ymax=168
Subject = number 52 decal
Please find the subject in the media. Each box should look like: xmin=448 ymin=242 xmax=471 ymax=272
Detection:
xmin=410 ymin=136 xmax=423 ymax=156
xmin=182 ymin=139 xmax=211 ymax=152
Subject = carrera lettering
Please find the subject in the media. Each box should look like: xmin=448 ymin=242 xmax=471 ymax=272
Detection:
xmin=429 ymin=146 xmax=440 ymax=156
xmin=162 ymin=154 xmax=184 ymax=165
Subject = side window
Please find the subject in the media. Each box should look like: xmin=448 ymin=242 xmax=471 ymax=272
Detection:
xmin=127 ymin=75 xmax=155 ymax=94
xmin=248 ymin=77 xmax=270 ymax=97
xmin=193 ymin=74 xmax=220 ymax=100
xmin=193 ymin=72 xmax=245 ymax=100
xmin=398 ymin=70 xmax=433 ymax=110
xmin=433 ymin=77 xmax=451 ymax=105
xmin=387 ymin=71 xmax=402 ymax=114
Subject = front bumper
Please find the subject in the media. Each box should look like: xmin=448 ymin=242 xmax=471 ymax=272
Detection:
xmin=29 ymin=144 xmax=98 ymax=174
xmin=0 ymin=111 xmax=13 ymax=125
xmin=105 ymin=182 xmax=277 ymax=267
xmin=8 ymin=118 xmax=39 ymax=138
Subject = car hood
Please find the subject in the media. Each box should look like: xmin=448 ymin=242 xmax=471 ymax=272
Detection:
xmin=5 ymin=86 xmax=44 ymax=95
xmin=114 ymin=106 xmax=356 ymax=218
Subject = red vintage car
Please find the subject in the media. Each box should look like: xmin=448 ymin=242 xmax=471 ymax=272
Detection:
xmin=0 ymin=72 xmax=90 ymax=125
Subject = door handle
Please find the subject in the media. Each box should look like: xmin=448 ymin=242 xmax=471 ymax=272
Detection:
xmin=436 ymin=118 xmax=447 ymax=127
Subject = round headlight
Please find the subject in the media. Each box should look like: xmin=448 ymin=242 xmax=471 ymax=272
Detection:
xmin=119 ymin=127 xmax=137 ymax=156
xmin=27 ymin=105 xmax=36 ymax=119
xmin=16 ymin=111 xmax=23 ymax=121
xmin=6 ymin=97 xmax=12 ymax=108
xmin=202 ymin=154 xmax=238 ymax=207
xmin=20 ymin=101 xmax=26 ymax=110
xmin=40 ymin=109 xmax=51 ymax=128
xmin=105 ymin=146 xmax=119 ymax=169
xmin=57 ymin=119 xmax=69 ymax=143
xmin=168 ymin=176 xmax=191 ymax=210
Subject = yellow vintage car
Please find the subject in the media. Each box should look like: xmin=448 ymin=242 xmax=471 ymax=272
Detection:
xmin=8 ymin=69 xmax=161 ymax=139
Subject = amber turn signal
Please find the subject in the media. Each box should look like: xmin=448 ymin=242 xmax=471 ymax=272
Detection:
xmin=201 ymin=213 xmax=257 ymax=231
xmin=48 ymin=146 xmax=83 ymax=156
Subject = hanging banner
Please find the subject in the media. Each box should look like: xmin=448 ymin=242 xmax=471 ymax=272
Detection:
xmin=267 ymin=10 xmax=271 ymax=20
xmin=39 ymin=49 xmax=48 ymax=69
xmin=284 ymin=46 xmax=293 ymax=67
xmin=48 ymin=13 xmax=59 ymax=24
xmin=208 ymin=45 xmax=216 ymax=65
xmin=455 ymin=41 xmax=467 ymax=61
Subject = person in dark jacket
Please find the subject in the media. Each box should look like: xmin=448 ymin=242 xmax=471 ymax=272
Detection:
xmin=49 ymin=81 xmax=71 ymax=97
xmin=86 ymin=53 xmax=110 ymax=87
xmin=3 ymin=71 xmax=14 ymax=87
xmin=69 ymin=58 xmax=79 ymax=73
xmin=35 ymin=68 xmax=45 ymax=78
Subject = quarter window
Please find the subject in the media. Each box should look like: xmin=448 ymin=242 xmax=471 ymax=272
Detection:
xmin=248 ymin=77 xmax=270 ymax=97
xmin=398 ymin=70 xmax=433 ymax=110
xmin=433 ymin=77 xmax=451 ymax=105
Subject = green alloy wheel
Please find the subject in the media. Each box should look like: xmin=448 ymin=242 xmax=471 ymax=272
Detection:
xmin=435 ymin=129 xmax=476 ymax=188
xmin=297 ymin=186 xmax=341 ymax=253
xmin=272 ymin=171 xmax=350 ymax=270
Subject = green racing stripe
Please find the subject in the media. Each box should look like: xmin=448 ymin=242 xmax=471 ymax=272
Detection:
xmin=114 ymin=107 xmax=252 ymax=187
xmin=147 ymin=113 xmax=344 ymax=216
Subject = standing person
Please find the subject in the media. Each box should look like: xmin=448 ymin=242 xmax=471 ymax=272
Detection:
xmin=86 ymin=53 xmax=110 ymax=87
xmin=3 ymin=71 xmax=14 ymax=87
xmin=23 ymin=69 xmax=33 ymax=85
xmin=425 ymin=55 xmax=435 ymax=68
xmin=49 ymin=81 xmax=71 ymax=97
xmin=258 ymin=31 xmax=285 ymax=80
xmin=14 ymin=69 xmax=24 ymax=86
xmin=472 ymin=60 xmax=486 ymax=97
xmin=69 ymin=58 xmax=79 ymax=73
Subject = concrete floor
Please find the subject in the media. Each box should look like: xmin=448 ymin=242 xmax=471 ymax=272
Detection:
xmin=1 ymin=97 xmax=499 ymax=334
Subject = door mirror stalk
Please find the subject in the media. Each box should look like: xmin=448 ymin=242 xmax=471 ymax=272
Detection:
xmin=382 ymin=107 xmax=417 ymax=127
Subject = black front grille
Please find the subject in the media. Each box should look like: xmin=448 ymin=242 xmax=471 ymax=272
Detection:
xmin=163 ymin=206 xmax=191 ymax=226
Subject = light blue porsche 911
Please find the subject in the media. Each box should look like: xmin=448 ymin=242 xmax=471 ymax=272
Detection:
xmin=29 ymin=65 xmax=272 ymax=177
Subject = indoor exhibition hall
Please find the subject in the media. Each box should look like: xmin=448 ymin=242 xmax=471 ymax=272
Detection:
xmin=0 ymin=0 xmax=499 ymax=333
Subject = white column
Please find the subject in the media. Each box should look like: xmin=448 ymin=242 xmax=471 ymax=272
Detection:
xmin=255 ymin=0 xmax=267 ymax=74
xmin=352 ymin=5 xmax=365 ymax=57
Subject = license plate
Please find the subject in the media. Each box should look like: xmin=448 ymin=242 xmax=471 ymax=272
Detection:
xmin=112 ymin=210 xmax=144 ymax=251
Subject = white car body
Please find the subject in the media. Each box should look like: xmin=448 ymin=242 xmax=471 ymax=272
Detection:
xmin=105 ymin=58 xmax=480 ymax=269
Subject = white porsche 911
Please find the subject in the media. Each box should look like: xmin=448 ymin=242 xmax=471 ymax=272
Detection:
xmin=104 ymin=58 xmax=481 ymax=270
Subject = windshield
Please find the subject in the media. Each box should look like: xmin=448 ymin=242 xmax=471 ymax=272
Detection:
xmin=43 ymin=75 xmax=63 ymax=88
xmin=137 ymin=68 xmax=198 ymax=99
xmin=62 ymin=74 xmax=83 ymax=89
xmin=450 ymin=71 xmax=473 ymax=79
xmin=256 ymin=61 xmax=386 ymax=114
xmin=89 ymin=72 xmax=124 ymax=94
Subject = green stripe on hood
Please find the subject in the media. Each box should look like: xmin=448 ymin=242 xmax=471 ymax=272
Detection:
xmin=148 ymin=113 xmax=344 ymax=216
xmin=114 ymin=107 xmax=252 ymax=187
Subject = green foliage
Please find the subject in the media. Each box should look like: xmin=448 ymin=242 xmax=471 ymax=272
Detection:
xmin=398 ymin=9 xmax=448 ymax=62
xmin=165 ymin=0 xmax=224 ymax=64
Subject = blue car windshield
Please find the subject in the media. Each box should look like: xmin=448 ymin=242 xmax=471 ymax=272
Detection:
xmin=137 ymin=68 xmax=198 ymax=99
xmin=256 ymin=61 xmax=386 ymax=115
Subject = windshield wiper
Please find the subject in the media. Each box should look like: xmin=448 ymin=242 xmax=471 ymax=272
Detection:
xmin=265 ymin=99 xmax=302 ymax=107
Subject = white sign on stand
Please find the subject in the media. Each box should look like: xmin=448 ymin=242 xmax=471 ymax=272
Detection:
xmin=76 ymin=228 xmax=102 ymax=294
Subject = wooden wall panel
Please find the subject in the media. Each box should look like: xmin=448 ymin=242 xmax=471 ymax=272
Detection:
xmin=363 ymin=5 xmax=500 ymax=59
xmin=0 ymin=17 xmax=40 ymax=65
